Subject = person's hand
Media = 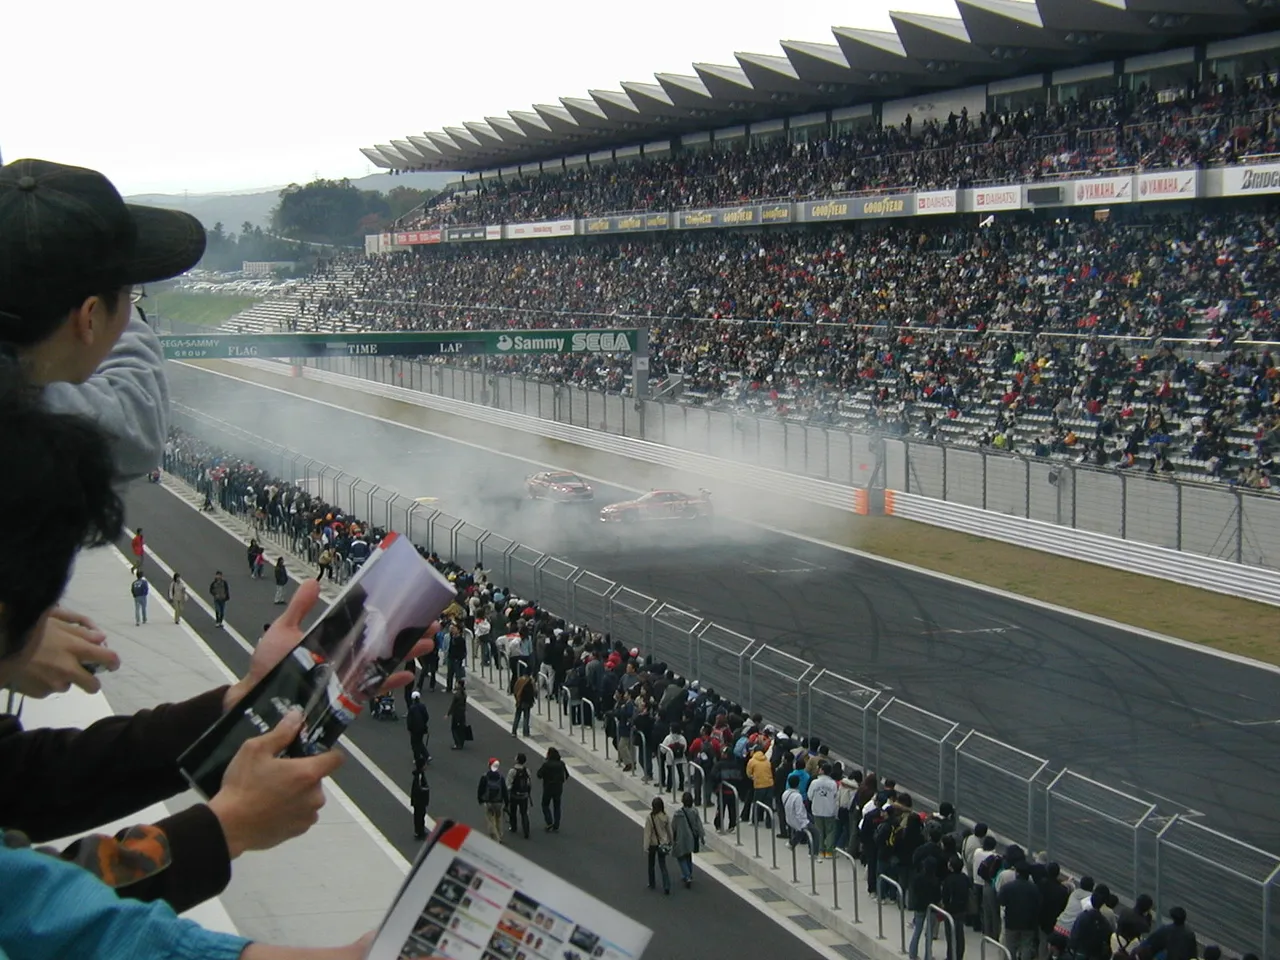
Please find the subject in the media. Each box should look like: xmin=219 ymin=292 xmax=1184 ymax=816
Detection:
xmin=207 ymin=709 xmax=344 ymax=858
xmin=222 ymin=580 xmax=436 ymax=711
xmin=6 ymin=608 xmax=120 ymax=697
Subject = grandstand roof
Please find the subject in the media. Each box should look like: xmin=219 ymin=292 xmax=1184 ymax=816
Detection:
xmin=363 ymin=1 xmax=1279 ymax=174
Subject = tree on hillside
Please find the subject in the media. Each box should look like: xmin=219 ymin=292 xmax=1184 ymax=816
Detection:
xmin=271 ymin=179 xmax=437 ymax=246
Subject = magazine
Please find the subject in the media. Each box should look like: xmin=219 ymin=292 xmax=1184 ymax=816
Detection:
xmin=179 ymin=533 xmax=455 ymax=797
xmin=367 ymin=820 xmax=652 ymax=960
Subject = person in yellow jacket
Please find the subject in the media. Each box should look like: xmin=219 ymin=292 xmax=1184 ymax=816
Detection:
xmin=746 ymin=745 xmax=775 ymax=826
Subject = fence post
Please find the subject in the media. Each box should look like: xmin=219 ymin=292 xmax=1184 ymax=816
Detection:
xmin=876 ymin=875 xmax=906 ymax=952
xmin=925 ymin=905 xmax=956 ymax=960
xmin=980 ymin=935 xmax=1012 ymax=960
xmin=1263 ymin=863 xmax=1280 ymax=960
xmin=753 ymin=801 xmax=777 ymax=869
xmin=835 ymin=849 xmax=860 ymax=924
xmin=1120 ymin=472 xmax=1128 ymax=540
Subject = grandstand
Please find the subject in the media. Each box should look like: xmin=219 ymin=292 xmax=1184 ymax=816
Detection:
xmin=212 ymin=6 xmax=1280 ymax=494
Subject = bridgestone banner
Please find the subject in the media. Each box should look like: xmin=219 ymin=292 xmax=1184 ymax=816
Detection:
xmin=1222 ymin=163 xmax=1280 ymax=196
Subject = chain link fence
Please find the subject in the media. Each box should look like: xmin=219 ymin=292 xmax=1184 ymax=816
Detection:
xmin=172 ymin=407 xmax=1280 ymax=956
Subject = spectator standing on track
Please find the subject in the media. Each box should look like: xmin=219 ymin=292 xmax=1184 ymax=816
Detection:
xmin=998 ymin=863 xmax=1042 ymax=960
xmin=511 ymin=671 xmax=536 ymax=738
xmin=168 ymin=573 xmax=187 ymax=624
xmin=1037 ymin=864 xmax=1072 ymax=949
xmin=209 ymin=570 xmax=229 ymax=627
xmin=411 ymin=763 xmax=430 ymax=841
xmin=316 ymin=546 xmax=334 ymax=581
xmin=782 ymin=771 xmax=813 ymax=855
xmin=671 ymin=791 xmax=705 ymax=889
xmin=940 ymin=855 xmax=971 ymax=960
xmin=272 ymin=557 xmax=288 ymax=604
xmin=477 ymin=758 xmax=507 ymax=844
xmin=643 ymin=797 xmax=672 ymax=895
xmin=807 ymin=762 xmax=840 ymax=857
xmin=446 ymin=680 xmax=469 ymax=750
xmin=131 ymin=569 xmax=149 ymax=625
xmin=445 ymin=621 xmax=467 ymax=692
xmin=746 ymin=744 xmax=774 ymax=825
xmin=131 ymin=528 xmax=145 ymax=568
xmin=247 ymin=538 xmax=263 ymax=578
xmin=1140 ymin=907 xmax=1198 ymax=960
xmin=537 ymin=747 xmax=569 ymax=833
xmin=506 ymin=752 xmax=532 ymax=839
xmin=407 ymin=690 xmax=430 ymax=766
xmin=908 ymin=855 xmax=942 ymax=960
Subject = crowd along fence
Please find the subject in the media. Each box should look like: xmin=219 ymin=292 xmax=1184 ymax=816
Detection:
xmin=169 ymin=403 xmax=1279 ymax=959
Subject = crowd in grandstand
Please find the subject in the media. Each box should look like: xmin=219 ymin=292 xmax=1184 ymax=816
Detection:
xmin=164 ymin=426 xmax=1234 ymax=960
xmin=408 ymin=74 xmax=1280 ymax=227
xmin=292 ymin=212 xmax=1280 ymax=487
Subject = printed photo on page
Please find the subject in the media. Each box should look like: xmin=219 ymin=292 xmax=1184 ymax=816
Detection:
xmin=179 ymin=534 xmax=454 ymax=798
xmin=368 ymin=822 xmax=652 ymax=960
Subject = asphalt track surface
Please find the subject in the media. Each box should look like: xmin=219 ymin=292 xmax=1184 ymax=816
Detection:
xmin=170 ymin=365 xmax=1280 ymax=855
xmin=119 ymin=481 xmax=829 ymax=960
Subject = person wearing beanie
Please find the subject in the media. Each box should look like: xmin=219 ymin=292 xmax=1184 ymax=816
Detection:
xmin=476 ymin=758 xmax=508 ymax=843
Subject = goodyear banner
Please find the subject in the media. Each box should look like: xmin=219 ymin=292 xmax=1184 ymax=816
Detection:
xmin=581 ymin=212 xmax=674 ymax=235
xmin=797 ymin=194 xmax=916 ymax=222
xmin=676 ymin=206 xmax=764 ymax=229
xmin=160 ymin=329 xmax=639 ymax=360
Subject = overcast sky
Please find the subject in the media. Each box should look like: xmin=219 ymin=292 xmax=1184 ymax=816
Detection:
xmin=2 ymin=0 xmax=961 ymax=196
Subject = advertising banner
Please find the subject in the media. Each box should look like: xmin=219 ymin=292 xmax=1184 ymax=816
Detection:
xmin=581 ymin=212 xmax=674 ymax=235
xmin=854 ymin=194 xmax=914 ymax=219
xmin=973 ymin=186 xmax=1022 ymax=212
xmin=392 ymin=229 xmax=442 ymax=246
xmin=1072 ymin=175 xmax=1133 ymax=205
xmin=485 ymin=225 xmax=503 ymax=240
xmin=1135 ymin=171 xmax=1198 ymax=201
xmin=1221 ymin=163 xmax=1280 ymax=197
xmin=445 ymin=226 xmax=488 ymax=242
xmin=760 ymin=202 xmax=793 ymax=225
xmin=915 ymin=190 xmax=957 ymax=216
xmin=160 ymin=329 xmax=640 ymax=360
xmin=676 ymin=206 xmax=762 ymax=229
xmin=504 ymin=219 xmax=576 ymax=240
xmin=799 ymin=198 xmax=858 ymax=222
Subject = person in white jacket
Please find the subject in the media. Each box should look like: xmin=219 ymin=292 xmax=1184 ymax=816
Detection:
xmin=782 ymin=771 xmax=814 ymax=855
xmin=806 ymin=763 xmax=841 ymax=857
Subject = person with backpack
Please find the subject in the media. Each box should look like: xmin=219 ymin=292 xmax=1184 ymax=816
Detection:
xmin=209 ymin=571 xmax=230 ymax=628
xmin=247 ymin=539 xmax=264 ymax=578
xmin=130 ymin=569 xmax=149 ymax=626
xmin=537 ymin=747 xmax=569 ymax=833
xmin=316 ymin=546 xmax=334 ymax=582
xmin=671 ymin=791 xmax=705 ymax=890
xmin=272 ymin=557 xmax=289 ymax=604
xmin=511 ymin=672 xmax=536 ymax=738
xmin=506 ymin=753 xmax=533 ymax=839
xmin=971 ymin=836 xmax=1001 ymax=935
xmin=476 ymin=758 xmax=508 ymax=843
xmin=1069 ymin=887 xmax=1115 ymax=960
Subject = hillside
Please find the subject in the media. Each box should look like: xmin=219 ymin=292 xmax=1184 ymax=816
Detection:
xmin=127 ymin=170 xmax=455 ymax=230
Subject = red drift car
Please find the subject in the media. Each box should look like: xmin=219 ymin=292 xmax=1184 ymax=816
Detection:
xmin=599 ymin=489 xmax=712 ymax=524
xmin=526 ymin=471 xmax=595 ymax=502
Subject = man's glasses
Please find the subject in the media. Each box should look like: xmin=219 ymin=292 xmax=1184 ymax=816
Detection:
xmin=130 ymin=287 xmax=148 ymax=305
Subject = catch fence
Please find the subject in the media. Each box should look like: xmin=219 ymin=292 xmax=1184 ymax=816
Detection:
xmin=170 ymin=403 xmax=1279 ymax=956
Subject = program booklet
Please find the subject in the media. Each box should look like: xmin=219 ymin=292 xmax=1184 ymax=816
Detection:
xmin=367 ymin=819 xmax=652 ymax=960
xmin=179 ymin=533 xmax=455 ymax=798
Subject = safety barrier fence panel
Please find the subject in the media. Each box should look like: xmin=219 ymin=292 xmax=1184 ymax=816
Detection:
xmin=650 ymin=604 xmax=704 ymax=682
xmin=172 ymin=408 xmax=1278 ymax=954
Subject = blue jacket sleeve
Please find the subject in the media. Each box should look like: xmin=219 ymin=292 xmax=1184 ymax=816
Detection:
xmin=0 ymin=845 xmax=249 ymax=960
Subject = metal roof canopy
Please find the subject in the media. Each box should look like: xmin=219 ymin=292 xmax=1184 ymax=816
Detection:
xmin=364 ymin=3 xmax=1280 ymax=172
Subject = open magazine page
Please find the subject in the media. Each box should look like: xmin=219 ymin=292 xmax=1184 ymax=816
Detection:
xmin=368 ymin=821 xmax=653 ymax=960
xmin=179 ymin=534 xmax=454 ymax=797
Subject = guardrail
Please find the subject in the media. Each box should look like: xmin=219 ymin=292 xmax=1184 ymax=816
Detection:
xmin=211 ymin=357 xmax=1280 ymax=607
xmin=169 ymin=401 xmax=1280 ymax=959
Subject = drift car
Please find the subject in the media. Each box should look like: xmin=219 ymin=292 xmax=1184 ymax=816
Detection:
xmin=526 ymin=471 xmax=595 ymax=502
xmin=599 ymin=489 xmax=712 ymax=524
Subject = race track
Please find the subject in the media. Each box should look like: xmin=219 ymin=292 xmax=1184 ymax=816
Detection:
xmin=172 ymin=364 xmax=1280 ymax=856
